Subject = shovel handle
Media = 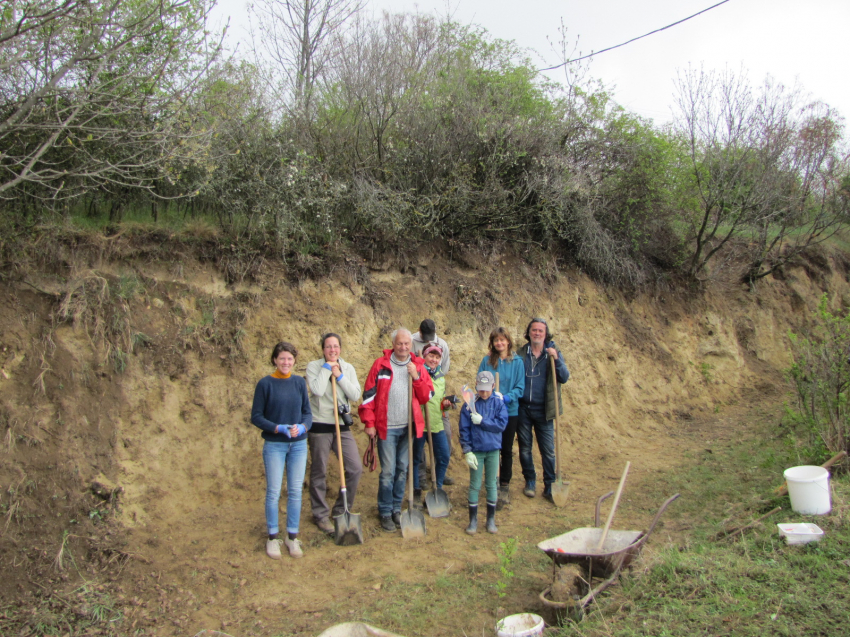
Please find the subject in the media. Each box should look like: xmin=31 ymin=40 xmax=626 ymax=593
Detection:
xmin=550 ymin=355 xmax=562 ymax=480
xmin=331 ymin=376 xmax=347 ymax=491
xmin=408 ymin=376 xmax=415 ymax=503
xmin=495 ymin=372 xmax=500 ymax=393
xmin=425 ymin=407 xmax=438 ymax=485
xmin=597 ymin=461 xmax=630 ymax=550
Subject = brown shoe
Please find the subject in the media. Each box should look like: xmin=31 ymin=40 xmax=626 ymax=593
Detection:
xmin=315 ymin=517 xmax=334 ymax=534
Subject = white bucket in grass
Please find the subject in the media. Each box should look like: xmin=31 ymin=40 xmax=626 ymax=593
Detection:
xmin=495 ymin=613 xmax=544 ymax=637
xmin=784 ymin=465 xmax=831 ymax=515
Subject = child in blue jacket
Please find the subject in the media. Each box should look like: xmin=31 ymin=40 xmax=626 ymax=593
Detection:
xmin=459 ymin=371 xmax=508 ymax=534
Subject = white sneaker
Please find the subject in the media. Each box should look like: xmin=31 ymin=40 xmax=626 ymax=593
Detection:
xmin=266 ymin=538 xmax=282 ymax=560
xmin=284 ymin=537 xmax=304 ymax=558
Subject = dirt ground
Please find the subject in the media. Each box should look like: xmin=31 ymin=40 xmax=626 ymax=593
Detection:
xmin=1 ymin=240 xmax=847 ymax=636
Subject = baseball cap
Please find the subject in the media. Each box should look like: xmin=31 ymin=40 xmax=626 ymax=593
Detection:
xmin=475 ymin=371 xmax=495 ymax=391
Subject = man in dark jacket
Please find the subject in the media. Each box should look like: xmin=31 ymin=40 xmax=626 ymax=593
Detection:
xmin=516 ymin=317 xmax=570 ymax=502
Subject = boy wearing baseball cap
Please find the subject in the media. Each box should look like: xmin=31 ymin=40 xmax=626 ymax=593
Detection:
xmin=458 ymin=371 xmax=508 ymax=534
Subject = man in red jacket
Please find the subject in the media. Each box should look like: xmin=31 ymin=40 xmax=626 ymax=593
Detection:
xmin=359 ymin=328 xmax=434 ymax=532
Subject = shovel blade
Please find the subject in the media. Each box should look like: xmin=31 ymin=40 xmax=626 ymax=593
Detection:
xmin=400 ymin=509 xmax=427 ymax=538
xmin=551 ymin=480 xmax=570 ymax=507
xmin=425 ymin=488 xmax=451 ymax=518
xmin=333 ymin=511 xmax=364 ymax=546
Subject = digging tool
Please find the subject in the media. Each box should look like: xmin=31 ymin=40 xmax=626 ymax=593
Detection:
xmin=424 ymin=408 xmax=450 ymax=518
xmin=495 ymin=372 xmax=500 ymax=392
xmin=597 ymin=461 xmax=630 ymax=550
xmin=331 ymin=376 xmax=364 ymax=546
xmin=401 ymin=376 xmax=427 ymax=538
xmin=549 ymin=355 xmax=570 ymax=506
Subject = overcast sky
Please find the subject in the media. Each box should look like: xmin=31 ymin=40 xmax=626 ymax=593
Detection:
xmin=211 ymin=0 xmax=850 ymax=125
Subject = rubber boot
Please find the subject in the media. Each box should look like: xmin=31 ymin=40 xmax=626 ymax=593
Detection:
xmin=486 ymin=501 xmax=498 ymax=534
xmin=465 ymin=503 xmax=478 ymax=535
xmin=413 ymin=488 xmax=423 ymax=510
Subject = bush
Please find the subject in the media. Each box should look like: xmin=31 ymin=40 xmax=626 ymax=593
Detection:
xmin=787 ymin=294 xmax=850 ymax=456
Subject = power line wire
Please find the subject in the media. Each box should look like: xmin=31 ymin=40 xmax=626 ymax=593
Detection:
xmin=539 ymin=0 xmax=731 ymax=71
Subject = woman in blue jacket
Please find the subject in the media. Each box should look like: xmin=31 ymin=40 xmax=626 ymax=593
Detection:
xmin=459 ymin=371 xmax=508 ymax=535
xmin=477 ymin=327 xmax=524 ymax=508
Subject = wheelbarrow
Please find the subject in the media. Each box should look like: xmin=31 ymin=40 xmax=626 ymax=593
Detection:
xmin=537 ymin=492 xmax=680 ymax=610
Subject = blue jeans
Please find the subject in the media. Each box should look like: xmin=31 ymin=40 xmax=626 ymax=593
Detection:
xmin=413 ymin=430 xmax=450 ymax=489
xmin=262 ymin=439 xmax=308 ymax=536
xmin=517 ymin=404 xmax=556 ymax=490
xmin=377 ymin=427 xmax=410 ymax=517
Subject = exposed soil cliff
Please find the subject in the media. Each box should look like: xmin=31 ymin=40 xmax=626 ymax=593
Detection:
xmin=1 ymin=238 xmax=847 ymax=636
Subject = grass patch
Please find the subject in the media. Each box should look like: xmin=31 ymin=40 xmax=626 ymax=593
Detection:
xmin=0 ymin=583 xmax=125 ymax=636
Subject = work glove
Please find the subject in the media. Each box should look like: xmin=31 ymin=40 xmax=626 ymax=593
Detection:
xmin=494 ymin=391 xmax=511 ymax=405
xmin=277 ymin=424 xmax=291 ymax=437
xmin=464 ymin=452 xmax=478 ymax=470
xmin=471 ymin=412 xmax=483 ymax=425
xmin=293 ymin=424 xmax=307 ymax=437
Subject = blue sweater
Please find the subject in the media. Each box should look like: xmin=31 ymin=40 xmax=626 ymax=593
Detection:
xmin=477 ymin=355 xmax=525 ymax=417
xmin=251 ymin=375 xmax=313 ymax=442
xmin=458 ymin=395 xmax=508 ymax=454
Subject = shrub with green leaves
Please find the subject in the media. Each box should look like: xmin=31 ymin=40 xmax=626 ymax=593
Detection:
xmin=787 ymin=294 xmax=850 ymax=456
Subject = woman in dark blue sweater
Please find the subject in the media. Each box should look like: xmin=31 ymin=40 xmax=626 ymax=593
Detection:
xmin=251 ymin=342 xmax=312 ymax=559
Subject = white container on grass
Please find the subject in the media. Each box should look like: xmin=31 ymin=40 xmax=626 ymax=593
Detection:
xmin=777 ymin=522 xmax=824 ymax=545
xmin=495 ymin=613 xmax=544 ymax=637
xmin=783 ymin=465 xmax=831 ymax=515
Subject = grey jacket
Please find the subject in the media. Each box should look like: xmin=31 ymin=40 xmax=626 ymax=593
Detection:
xmin=305 ymin=358 xmax=362 ymax=424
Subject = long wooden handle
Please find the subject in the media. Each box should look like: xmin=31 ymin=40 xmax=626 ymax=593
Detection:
xmin=425 ymin=407 xmax=437 ymax=484
xmin=331 ymin=376 xmax=347 ymax=491
xmin=597 ymin=461 xmax=631 ymax=550
xmin=495 ymin=372 xmax=500 ymax=393
xmin=550 ymin=356 xmax=561 ymax=479
xmin=408 ymin=376 xmax=415 ymax=502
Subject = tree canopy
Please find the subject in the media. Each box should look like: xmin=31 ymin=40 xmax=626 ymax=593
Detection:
xmin=2 ymin=5 xmax=847 ymax=287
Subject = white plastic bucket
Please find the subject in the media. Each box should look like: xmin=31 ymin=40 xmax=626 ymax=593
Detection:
xmin=784 ymin=465 xmax=831 ymax=515
xmin=495 ymin=613 xmax=544 ymax=637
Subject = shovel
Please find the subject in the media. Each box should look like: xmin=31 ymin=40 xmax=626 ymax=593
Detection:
xmin=331 ymin=376 xmax=364 ymax=545
xmin=549 ymin=355 xmax=570 ymax=507
xmin=401 ymin=376 xmax=427 ymax=538
xmin=424 ymin=408 xmax=450 ymax=518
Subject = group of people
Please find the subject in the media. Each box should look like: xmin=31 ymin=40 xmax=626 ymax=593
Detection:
xmin=250 ymin=318 xmax=570 ymax=559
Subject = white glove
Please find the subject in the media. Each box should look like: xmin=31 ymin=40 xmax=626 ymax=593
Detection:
xmin=471 ymin=412 xmax=483 ymax=425
xmin=494 ymin=391 xmax=503 ymax=400
xmin=464 ymin=452 xmax=478 ymax=470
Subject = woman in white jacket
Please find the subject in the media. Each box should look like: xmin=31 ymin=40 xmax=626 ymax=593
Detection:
xmin=305 ymin=333 xmax=363 ymax=534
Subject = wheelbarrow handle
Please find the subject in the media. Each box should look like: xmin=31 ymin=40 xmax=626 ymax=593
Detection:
xmin=642 ymin=493 xmax=681 ymax=538
xmin=594 ymin=491 xmax=615 ymax=527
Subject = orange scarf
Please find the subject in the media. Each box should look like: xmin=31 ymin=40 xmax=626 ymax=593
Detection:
xmin=271 ymin=371 xmax=291 ymax=379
